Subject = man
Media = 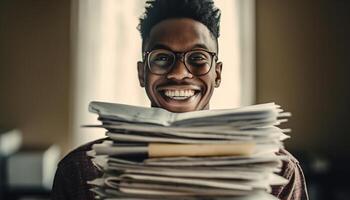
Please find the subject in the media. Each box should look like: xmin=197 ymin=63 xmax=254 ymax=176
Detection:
xmin=52 ymin=0 xmax=308 ymax=199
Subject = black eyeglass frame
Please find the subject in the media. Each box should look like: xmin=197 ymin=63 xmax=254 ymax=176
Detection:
xmin=143 ymin=49 xmax=218 ymax=76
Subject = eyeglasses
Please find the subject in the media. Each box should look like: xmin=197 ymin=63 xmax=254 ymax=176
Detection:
xmin=143 ymin=49 xmax=217 ymax=76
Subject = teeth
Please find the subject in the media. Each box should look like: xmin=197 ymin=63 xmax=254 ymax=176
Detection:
xmin=163 ymin=89 xmax=196 ymax=100
xmin=180 ymin=90 xmax=185 ymax=96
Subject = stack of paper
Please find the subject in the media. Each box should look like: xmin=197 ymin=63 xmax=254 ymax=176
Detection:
xmin=86 ymin=101 xmax=291 ymax=200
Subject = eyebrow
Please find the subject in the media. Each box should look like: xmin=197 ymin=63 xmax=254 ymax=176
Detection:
xmin=147 ymin=43 xmax=210 ymax=52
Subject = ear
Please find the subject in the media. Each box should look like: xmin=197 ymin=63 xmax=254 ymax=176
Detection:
xmin=137 ymin=61 xmax=145 ymax=87
xmin=214 ymin=62 xmax=222 ymax=87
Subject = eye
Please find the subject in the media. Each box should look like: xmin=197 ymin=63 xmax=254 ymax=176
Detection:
xmin=151 ymin=53 xmax=173 ymax=66
xmin=188 ymin=52 xmax=209 ymax=65
xmin=190 ymin=55 xmax=206 ymax=60
xmin=154 ymin=55 xmax=170 ymax=61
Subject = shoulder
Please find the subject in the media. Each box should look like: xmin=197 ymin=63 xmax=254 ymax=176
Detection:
xmin=57 ymin=138 xmax=106 ymax=169
xmin=272 ymin=148 xmax=309 ymax=200
xmin=52 ymin=138 xmax=107 ymax=200
xmin=56 ymin=137 xmax=107 ymax=181
xmin=58 ymin=138 xmax=106 ymax=167
xmin=277 ymin=148 xmax=301 ymax=178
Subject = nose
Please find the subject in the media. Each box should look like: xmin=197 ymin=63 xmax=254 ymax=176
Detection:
xmin=166 ymin=60 xmax=193 ymax=80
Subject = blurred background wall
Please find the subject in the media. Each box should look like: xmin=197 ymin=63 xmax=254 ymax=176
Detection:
xmin=256 ymin=0 xmax=350 ymax=157
xmin=255 ymin=1 xmax=350 ymax=199
xmin=0 ymin=0 xmax=71 ymax=152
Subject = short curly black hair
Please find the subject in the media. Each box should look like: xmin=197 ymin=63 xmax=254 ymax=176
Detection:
xmin=138 ymin=0 xmax=221 ymax=51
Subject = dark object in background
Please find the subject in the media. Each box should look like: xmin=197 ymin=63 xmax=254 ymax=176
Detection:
xmin=1 ymin=142 xmax=60 ymax=200
xmin=292 ymin=151 xmax=350 ymax=200
xmin=6 ymin=145 xmax=60 ymax=190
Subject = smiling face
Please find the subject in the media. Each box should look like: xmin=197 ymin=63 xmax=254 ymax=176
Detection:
xmin=137 ymin=18 xmax=222 ymax=113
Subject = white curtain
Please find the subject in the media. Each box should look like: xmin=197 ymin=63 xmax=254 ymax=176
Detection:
xmin=70 ymin=0 xmax=255 ymax=148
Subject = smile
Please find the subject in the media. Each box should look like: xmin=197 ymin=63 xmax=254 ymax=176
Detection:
xmin=157 ymin=85 xmax=201 ymax=101
xmin=164 ymin=89 xmax=196 ymax=100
